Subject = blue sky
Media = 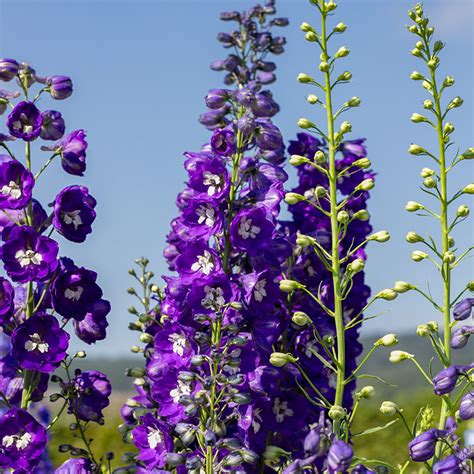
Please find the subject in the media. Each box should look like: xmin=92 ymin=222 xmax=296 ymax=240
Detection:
xmin=0 ymin=0 xmax=472 ymax=356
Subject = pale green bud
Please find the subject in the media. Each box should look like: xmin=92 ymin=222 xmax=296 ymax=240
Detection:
xmin=405 ymin=201 xmax=424 ymax=212
xmin=314 ymin=150 xmax=326 ymax=164
xmin=75 ymin=351 xmax=86 ymax=359
xmin=411 ymin=113 xmax=428 ymax=123
xmin=448 ymin=236 xmax=455 ymax=248
xmin=358 ymin=386 xmax=375 ymax=399
xmin=410 ymin=71 xmax=424 ymax=80
xmin=285 ymin=192 xmax=304 ymax=204
xmin=376 ymin=289 xmax=398 ymax=301
xmin=297 ymin=118 xmax=315 ymax=129
xmin=264 ymin=446 xmax=291 ymax=461
xmin=289 ymin=154 xmax=308 ymax=166
xmin=270 ymin=352 xmax=297 ymax=367
xmin=279 ymin=279 xmax=303 ymax=293
xmin=444 ymin=122 xmax=455 ymax=134
xmin=422 ymin=80 xmax=432 ymax=91
xmin=346 ymin=96 xmax=360 ymax=107
xmin=433 ymin=41 xmax=444 ymax=53
xmin=368 ymin=230 xmax=390 ymax=243
xmin=334 ymin=22 xmax=347 ymax=32
xmin=411 ymin=48 xmax=422 ymax=57
xmin=394 ymin=281 xmax=414 ymax=293
xmin=412 ymin=250 xmax=428 ymax=262
xmin=130 ymin=345 xmax=141 ymax=353
xmin=423 ymin=177 xmax=436 ymax=188
xmin=354 ymin=209 xmax=369 ymax=221
xmin=416 ymin=324 xmax=429 ymax=337
xmin=457 ymin=205 xmax=469 ymax=217
xmin=349 ymin=258 xmax=365 ymax=273
xmin=292 ymin=311 xmax=311 ymax=326
xmin=467 ymin=281 xmax=474 ymax=291
xmin=427 ymin=321 xmax=439 ymax=332
xmin=375 ymin=333 xmax=398 ymax=347
xmin=307 ymin=94 xmax=319 ymax=104
xmin=427 ymin=57 xmax=439 ymax=69
xmin=297 ymin=73 xmax=313 ymax=84
xmin=305 ymin=31 xmax=318 ymax=42
xmin=229 ymin=301 xmax=243 ymax=310
xmin=423 ymin=99 xmax=433 ymax=109
xmin=356 ymin=178 xmax=375 ymax=191
xmin=127 ymin=367 xmax=146 ymax=378
xmin=443 ymin=76 xmax=455 ymax=87
xmin=296 ymin=234 xmax=312 ymax=247
xmin=353 ymin=157 xmax=371 ymax=168
xmin=340 ymin=121 xmax=352 ymax=134
xmin=140 ymin=333 xmax=153 ymax=344
xmin=389 ymin=350 xmax=414 ymax=363
xmin=408 ymin=144 xmax=426 ymax=155
xmin=328 ymin=405 xmax=346 ymax=420
xmin=325 ymin=1 xmax=337 ymax=11
xmin=415 ymin=41 xmax=423 ymax=49
xmin=150 ymin=284 xmax=159 ymax=293
xmin=448 ymin=96 xmax=463 ymax=109
xmin=319 ymin=61 xmax=329 ymax=72
xmin=421 ymin=167 xmax=435 ymax=177
xmin=463 ymin=184 xmax=474 ymax=194
xmin=380 ymin=401 xmax=399 ymax=416
xmin=337 ymin=210 xmax=349 ymax=223
xmin=408 ymin=24 xmax=418 ymax=33
xmin=314 ymin=186 xmax=327 ymax=198
xmin=443 ymin=251 xmax=456 ymax=264
xmin=300 ymin=22 xmax=314 ymax=32
xmin=406 ymin=231 xmax=424 ymax=243
xmin=460 ymin=148 xmax=474 ymax=160
xmin=335 ymin=46 xmax=350 ymax=58
xmin=337 ymin=71 xmax=352 ymax=81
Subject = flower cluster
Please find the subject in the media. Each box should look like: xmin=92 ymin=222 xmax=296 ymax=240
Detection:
xmin=0 ymin=59 xmax=111 ymax=471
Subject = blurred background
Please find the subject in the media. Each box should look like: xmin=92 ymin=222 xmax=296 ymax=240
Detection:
xmin=0 ymin=0 xmax=473 ymax=467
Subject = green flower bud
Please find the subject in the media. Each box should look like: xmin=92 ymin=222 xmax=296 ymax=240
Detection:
xmin=423 ymin=99 xmax=433 ymax=109
xmin=279 ymin=279 xmax=303 ymax=293
xmin=307 ymin=94 xmax=319 ymax=104
xmin=422 ymin=80 xmax=432 ymax=91
xmin=140 ymin=333 xmax=153 ymax=344
xmin=415 ymin=41 xmax=423 ymax=49
xmin=324 ymin=335 xmax=335 ymax=346
xmin=335 ymin=46 xmax=350 ymax=58
xmin=427 ymin=57 xmax=439 ymax=69
xmin=411 ymin=113 xmax=428 ymax=123
xmin=130 ymin=345 xmax=141 ymax=353
xmin=443 ymin=251 xmax=456 ymax=264
xmin=411 ymin=48 xmax=422 ymax=57
xmin=354 ymin=209 xmax=369 ymax=221
xmin=229 ymin=301 xmax=243 ymax=310
xmin=340 ymin=121 xmax=352 ymax=134
xmin=443 ymin=122 xmax=455 ymax=134
xmin=285 ymin=192 xmax=304 ymax=205
xmin=376 ymin=289 xmax=398 ymax=301
xmin=427 ymin=321 xmax=439 ymax=332
xmin=408 ymin=144 xmax=426 ymax=155
xmin=328 ymin=405 xmax=346 ymax=420
xmin=337 ymin=71 xmax=352 ymax=81
xmin=410 ymin=71 xmax=424 ymax=80
xmin=353 ymin=157 xmax=371 ymax=169
xmin=412 ymin=250 xmax=428 ymax=262
xmin=349 ymin=258 xmax=365 ymax=273
xmin=448 ymin=236 xmax=455 ymax=248
xmin=346 ymin=96 xmax=361 ymax=107
xmin=337 ymin=211 xmax=349 ymax=223
xmin=305 ymin=31 xmax=318 ymax=42
xmin=297 ymin=118 xmax=315 ymax=129
xmin=433 ymin=40 xmax=444 ymax=53
xmin=126 ymin=367 xmax=146 ymax=378
xmin=150 ymin=284 xmax=159 ymax=293
xmin=463 ymin=184 xmax=474 ymax=194
xmin=416 ymin=324 xmax=429 ymax=337
xmin=408 ymin=24 xmax=418 ymax=33
xmin=467 ymin=281 xmax=474 ymax=291
xmin=389 ymin=350 xmax=414 ymax=363
xmin=289 ymin=154 xmax=308 ymax=166
xmin=300 ymin=22 xmax=314 ymax=32
xmin=292 ymin=311 xmax=311 ymax=326
xmin=423 ymin=177 xmax=436 ymax=188
xmin=443 ymin=76 xmax=455 ymax=87
xmin=263 ymin=446 xmax=291 ymax=462
xmin=319 ymin=61 xmax=329 ymax=72
xmin=460 ymin=148 xmax=474 ymax=160
xmin=314 ymin=150 xmax=326 ymax=164
xmin=75 ymin=351 xmax=86 ymax=359
xmin=421 ymin=167 xmax=435 ymax=177
xmin=448 ymin=96 xmax=463 ymax=109
xmin=406 ymin=231 xmax=424 ymax=243
xmin=405 ymin=201 xmax=424 ymax=212
xmin=314 ymin=186 xmax=327 ymax=198
xmin=368 ymin=230 xmax=390 ymax=242
xmin=325 ymin=1 xmax=337 ymax=11
xmin=380 ymin=401 xmax=399 ymax=416
xmin=297 ymin=73 xmax=314 ymax=83
xmin=356 ymin=178 xmax=375 ymax=191
xmin=270 ymin=352 xmax=297 ymax=367
xmin=457 ymin=205 xmax=469 ymax=217
xmin=375 ymin=333 xmax=398 ymax=347
xmin=358 ymin=386 xmax=375 ymax=399
xmin=334 ymin=22 xmax=347 ymax=32
xmin=296 ymin=234 xmax=312 ymax=247
xmin=394 ymin=281 xmax=414 ymax=293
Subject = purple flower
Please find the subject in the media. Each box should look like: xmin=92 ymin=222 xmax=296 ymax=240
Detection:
xmin=327 ymin=440 xmax=353 ymax=473
xmin=40 ymin=110 xmax=65 ymax=141
xmin=51 ymin=266 xmax=103 ymax=320
xmin=210 ymin=128 xmax=236 ymax=156
xmin=0 ymin=90 xmax=20 ymax=115
xmin=50 ymin=130 xmax=88 ymax=176
xmin=180 ymin=198 xmax=222 ymax=240
xmin=432 ymin=364 xmax=473 ymax=396
xmin=186 ymin=154 xmax=229 ymax=199
xmin=0 ymin=226 xmax=58 ymax=283
xmin=55 ymin=457 xmax=93 ymax=473
xmin=11 ymin=313 xmax=69 ymax=373
xmin=0 ymin=59 xmax=19 ymax=82
xmin=68 ymin=370 xmax=111 ymax=422
xmin=242 ymin=270 xmax=280 ymax=310
xmin=46 ymin=75 xmax=73 ymax=100
xmin=132 ymin=413 xmax=173 ymax=470
xmin=0 ymin=407 xmax=48 ymax=471
xmin=433 ymin=455 xmax=461 ymax=474
xmin=7 ymin=101 xmax=42 ymax=141
xmin=230 ymin=206 xmax=274 ymax=252
xmin=152 ymin=322 xmax=195 ymax=369
xmin=408 ymin=428 xmax=438 ymax=461
xmin=255 ymin=120 xmax=283 ymax=151
xmin=453 ymin=298 xmax=474 ymax=321
xmin=205 ymin=89 xmax=229 ymax=109
xmin=0 ymin=277 xmax=14 ymax=325
xmin=175 ymin=243 xmax=222 ymax=283
xmin=53 ymin=185 xmax=97 ymax=242
xmin=0 ymin=156 xmax=35 ymax=210
xmin=459 ymin=392 xmax=474 ymax=421
xmin=73 ymin=299 xmax=110 ymax=344
xmin=450 ymin=325 xmax=474 ymax=349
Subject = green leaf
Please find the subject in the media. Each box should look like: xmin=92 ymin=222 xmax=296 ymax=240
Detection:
xmin=351 ymin=456 xmax=397 ymax=470
xmin=352 ymin=419 xmax=398 ymax=437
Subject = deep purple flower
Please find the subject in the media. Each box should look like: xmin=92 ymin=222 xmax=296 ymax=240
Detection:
xmin=205 ymin=89 xmax=229 ymax=109
xmin=40 ymin=110 xmax=65 ymax=141
xmin=459 ymin=392 xmax=474 ymax=421
xmin=0 ymin=226 xmax=58 ymax=283
xmin=255 ymin=120 xmax=283 ymax=151
xmin=186 ymin=154 xmax=229 ymax=199
xmin=11 ymin=313 xmax=69 ymax=373
xmin=44 ymin=130 xmax=88 ymax=176
xmin=230 ymin=206 xmax=274 ymax=252
xmin=339 ymin=139 xmax=367 ymax=159
xmin=180 ymin=198 xmax=222 ymax=240
xmin=68 ymin=370 xmax=111 ymax=422
xmin=450 ymin=325 xmax=474 ymax=349
xmin=46 ymin=75 xmax=73 ymax=100
xmin=432 ymin=364 xmax=473 ymax=396
xmin=0 ymin=277 xmax=14 ymax=325
xmin=175 ymin=243 xmax=222 ymax=283
xmin=132 ymin=413 xmax=173 ymax=470
xmin=0 ymin=59 xmax=19 ymax=82
xmin=53 ymin=185 xmax=97 ymax=242
xmin=327 ymin=440 xmax=353 ymax=473
xmin=0 ymin=156 xmax=35 ymax=209
xmin=408 ymin=428 xmax=438 ymax=461
xmin=0 ymin=407 xmax=48 ymax=471
xmin=453 ymin=298 xmax=474 ymax=321
xmin=73 ymin=299 xmax=110 ymax=344
xmin=152 ymin=323 xmax=195 ymax=369
xmin=241 ymin=269 xmax=280 ymax=309
xmin=433 ymin=455 xmax=461 ymax=474
xmin=51 ymin=266 xmax=103 ymax=320
xmin=0 ymin=90 xmax=20 ymax=114
xmin=210 ymin=128 xmax=236 ymax=156
xmin=55 ymin=457 xmax=94 ymax=473
xmin=7 ymin=101 xmax=42 ymax=141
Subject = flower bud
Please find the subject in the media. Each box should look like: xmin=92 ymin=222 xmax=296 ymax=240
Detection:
xmin=462 ymin=184 xmax=474 ymax=194
xmin=405 ymin=201 xmax=424 ymax=212
xmin=457 ymin=205 xmax=469 ymax=217
xmin=423 ymin=99 xmax=433 ymax=109
xmin=345 ymin=96 xmax=360 ymax=108
xmin=337 ymin=211 xmax=349 ymax=224
xmin=300 ymin=22 xmax=314 ymax=32
xmin=448 ymin=96 xmax=463 ymax=109
xmin=406 ymin=231 xmax=424 ymax=243
xmin=412 ymin=250 xmax=428 ymax=262
xmin=353 ymin=209 xmax=369 ymax=221
xmin=314 ymin=186 xmax=327 ymax=198
xmin=389 ymin=350 xmax=414 ymax=363
xmin=376 ymin=289 xmax=398 ymax=301
xmin=297 ymin=118 xmax=315 ymax=129
xmin=411 ymin=113 xmax=428 ymax=123
xmin=328 ymin=405 xmax=346 ymax=420
xmin=460 ymin=148 xmax=474 ymax=160
xmin=427 ymin=321 xmax=438 ymax=332
xmin=352 ymin=158 xmax=371 ymax=169
xmin=422 ymin=80 xmax=432 ymax=91
xmin=289 ymin=154 xmax=308 ymax=166
xmin=443 ymin=122 xmax=455 ymax=134
xmin=467 ymin=281 xmax=474 ymax=291
xmin=279 ymin=279 xmax=303 ymax=293
xmin=408 ymin=24 xmax=418 ymax=33
xmin=314 ymin=150 xmax=326 ymax=164
xmin=380 ymin=401 xmax=399 ymax=416
xmin=229 ymin=301 xmax=243 ymax=310
xmin=410 ymin=71 xmax=424 ymax=80
xmin=75 ymin=351 xmax=86 ymax=358
xmin=334 ymin=22 xmax=347 ymax=32
xmin=427 ymin=57 xmax=439 ymax=69
xmin=297 ymin=73 xmax=313 ymax=83
xmin=284 ymin=192 xmax=304 ymax=204
xmin=423 ymin=177 xmax=436 ymax=188
xmin=126 ymin=367 xmax=146 ymax=378
xmin=368 ymin=230 xmax=390 ymax=243
xmin=335 ymin=46 xmax=350 ymax=58
xmin=394 ymin=281 xmax=413 ymax=293
xmin=139 ymin=333 xmax=154 ymax=344
xmin=264 ymin=446 xmax=291 ymax=461
xmin=292 ymin=311 xmax=311 ymax=326
xmin=421 ymin=167 xmax=435 ymax=178
xmin=305 ymin=31 xmax=318 ymax=42
xmin=296 ymin=234 xmax=312 ymax=247
xmin=355 ymin=178 xmax=375 ymax=192
xmin=50 ymin=393 xmax=61 ymax=402
xmin=349 ymin=258 xmax=365 ymax=273
xmin=270 ymin=352 xmax=296 ymax=367
xmin=411 ymin=48 xmax=422 ymax=57
xmin=408 ymin=144 xmax=426 ymax=155
xmin=375 ymin=334 xmax=398 ymax=347
xmin=325 ymin=1 xmax=337 ymax=11
xmin=307 ymin=94 xmax=319 ymax=104
xmin=339 ymin=121 xmax=352 ymax=134
xmin=319 ymin=61 xmax=329 ymax=72
xmin=443 ymin=76 xmax=455 ymax=87
xmin=416 ymin=324 xmax=429 ymax=337
xmin=337 ymin=71 xmax=352 ymax=81
xmin=358 ymin=385 xmax=375 ymax=399
xmin=443 ymin=251 xmax=456 ymax=264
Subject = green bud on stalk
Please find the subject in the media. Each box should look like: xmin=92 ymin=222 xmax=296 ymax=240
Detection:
xmin=406 ymin=231 xmax=424 ymax=243
xmin=285 ymin=192 xmax=304 ymax=204
xmin=375 ymin=334 xmax=398 ymax=347
xmin=409 ymin=144 xmax=426 ymax=155
xmin=297 ymin=73 xmax=314 ymax=83
xmin=328 ymin=405 xmax=346 ymax=420
xmin=353 ymin=157 xmax=371 ymax=168
xmin=270 ymin=352 xmax=297 ymax=367
xmin=307 ymin=94 xmax=319 ymax=104
xmin=368 ymin=230 xmax=390 ymax=242
xmin=298 ymin=118 xmax=315 ymax=129
xmin=279 ymin=279 xmax=303 ymax=293
xmin=405 ymin=201 xmax=424 ymax=212
xmin=389 ymin=350 xmax=414 ymax=363
xmin=380 ymin=401 xmax=399 ymax=416
xmin=292 ymin=311 xmax=311 ymax=326
xmin=457 ymin=205 xmax=470 ymax=217
xmin=290 ymin=154 xmax=309 ymax=166
xmin=412 ymin=250 xmax=428 ymax=262
xmin=376 ymin=289 xmax=398 ymax=301
xmin=394 ymin=281 xmax=414 ymax=293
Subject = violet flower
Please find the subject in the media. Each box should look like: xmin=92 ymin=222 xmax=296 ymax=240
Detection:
xmin=46 ymin=75 xmax=73 ymax=100
xmin=40 ymin=109 xmax=65 ymax=141
xmin=0 ymin=59 xmax=19 ymax=82
xmin=6 ymin=101 xmax=42 ymax=141
xmin=0 ymin=156 xmax=35 ymax=210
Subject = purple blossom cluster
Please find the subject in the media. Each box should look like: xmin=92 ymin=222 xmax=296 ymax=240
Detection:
xmin=0 ymin=58 xmax=111 ymax=471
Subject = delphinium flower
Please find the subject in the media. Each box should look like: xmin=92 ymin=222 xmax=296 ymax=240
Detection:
xmin=120 ymin=2 xmax=293 ymax=472
xmin=0 ymin=59 xmax=111 ymax=471
xmin=375 ymin=3 xmax=474 ymax=470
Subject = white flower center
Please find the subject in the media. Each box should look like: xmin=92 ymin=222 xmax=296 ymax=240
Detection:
xmin=169 ymin=380 xmax=191 ymax=403
xmin=190 ymin=250 xmax=215 ymax=275
xmin=65 ymin=286 xmax=84 ymax=301
xmin=252 ymin=408 xmax=263 ymax=434
xmin=62 ymin=210 xmax=83 ymax=230
xmin=168 ymin=333 xmax=187 ymax=357
xmin=238 ymin=217 xmax=261 ymax=240
xmin=1 ymin=181 xmax=22 ymax=200
xmin=147 ymin=427 xmax=164 ymax=450
xmin=203 ymin=172 xmax=223 ymax=196
xmin=253 ymin=279 xmax=267 ymax=302
xmin=201 ymin=285 xmax=225 ymax=309
xmin=196 ymin=205 xmax=216 ymax=227
xmin=15 ymin=249 xmax=43 ymax=268
xmin=2 ymin=432 xmax=32 ymax=450
xmin=24 ymin=333 xmax=49 ymax=353
xmin=273 ymin=398 xmax=294 ymax=423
